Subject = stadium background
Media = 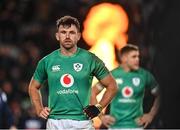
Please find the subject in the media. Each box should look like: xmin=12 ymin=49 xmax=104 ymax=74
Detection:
xmin=0 ymin=0 xmax=180 ymax=129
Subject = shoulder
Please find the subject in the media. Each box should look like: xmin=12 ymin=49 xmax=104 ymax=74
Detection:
xmin=39 ymin=49 xmax=59 ymax=62
xmin=78 ymin=48 xmax=98 ymax=59
xmin=110 ymin=66 xmax=121 ymax=75
xmin=137 ymin=67 xmax=154 ymax=77
xmin=137 ymin=67 xmax=148 ymax=73
xmin=79 ymin=48 xmax=94 ymax=55
xmin=111 ymin=66 xmax=121 ymax=72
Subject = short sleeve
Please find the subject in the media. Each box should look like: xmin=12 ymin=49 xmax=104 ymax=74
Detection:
xmin=91 ymin=54 xmax=110 ymax=80
xmin=33 ymin=59 xmax=47 ymax=84
xmin=146 ymin=71 xmax=159 ymax=94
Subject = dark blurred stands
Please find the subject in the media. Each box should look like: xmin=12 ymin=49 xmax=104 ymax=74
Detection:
xmin=1 ymin=0 xmax=179 ymax=129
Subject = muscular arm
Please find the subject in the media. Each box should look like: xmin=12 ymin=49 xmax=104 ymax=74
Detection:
xmin=90 ymin=82 xmax=103 ymax=105
xmin=149 ymin=93 xmax=160 ymax=118
xmin=90 ymin=75 xmax=117 ymax=127
xmin=28 ymin=78 xmax=50 ymax=119
xmin=94 ymin=74 xmax=118 ymax=109
xmin=137 ymin=91 xmax=160 ymax=128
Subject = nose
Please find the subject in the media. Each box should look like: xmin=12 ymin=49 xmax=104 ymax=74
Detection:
xmin=66 ymin=33 xmax=70 ymax=38
xmin=136 ymin=57 xmax=140 ymax=64
xmin=137 ymin=57 xmax=139 ymax=61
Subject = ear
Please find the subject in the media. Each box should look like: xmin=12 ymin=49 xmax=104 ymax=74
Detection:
xmin=77 ymin=32 xmax=81 ymax=41
xmin=55 ymin=32 xmax=59 ymax=41
xmin=121 ymin=55 xmax=127 ymax=63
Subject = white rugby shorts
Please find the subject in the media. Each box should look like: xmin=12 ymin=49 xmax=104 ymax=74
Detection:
xmin=46 ymin=118 xmax=95 ymax=130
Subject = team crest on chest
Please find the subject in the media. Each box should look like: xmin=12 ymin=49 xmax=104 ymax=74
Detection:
xmin=73 ymin=63 xmax=83 ymax=72
xmin=132 ymin=77 xmax=140 ymax=86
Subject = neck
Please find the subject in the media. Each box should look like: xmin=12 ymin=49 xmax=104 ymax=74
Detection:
xmin=121 ymin=64 xmax=131 ymax=72
xmin=60 ymin=46 xmax=78 ymax=56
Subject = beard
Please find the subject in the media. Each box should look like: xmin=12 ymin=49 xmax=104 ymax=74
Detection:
xmin=61 ymin=41 xmax=76 ymax=50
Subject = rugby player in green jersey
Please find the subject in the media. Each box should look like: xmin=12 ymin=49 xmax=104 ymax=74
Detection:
xmin=91 ymin=44 xmax=160 ymax=129
xmin=28 ymin=15 xmax=118 ymax=129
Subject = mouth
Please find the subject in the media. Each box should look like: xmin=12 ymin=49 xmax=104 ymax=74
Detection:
xmin=64 ymin=41 xmax=71 ymax=43
xmin=64 ymin=39 xmax=72 ymax=42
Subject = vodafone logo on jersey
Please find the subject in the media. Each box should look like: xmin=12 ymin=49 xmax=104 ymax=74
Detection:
xmin=122 ymin=86 xmax=133 ymax=98
xmin=60 ymin=74 xmax=74 ymax=88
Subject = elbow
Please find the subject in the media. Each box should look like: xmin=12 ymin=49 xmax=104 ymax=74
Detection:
xmin=110 ymin=82 xmax=119 ymax=95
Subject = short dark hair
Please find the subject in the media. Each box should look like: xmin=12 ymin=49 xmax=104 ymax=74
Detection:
xmin=120 ymin=44 xmax=139 ymax=56
xmin=56 ymin=15 xmax=80 ymax=32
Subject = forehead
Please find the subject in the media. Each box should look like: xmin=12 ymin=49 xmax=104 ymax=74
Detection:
xmin=58 ymin=24 xmax=78 ymax=31
xmin=126 ymin=50 xmax=139 ymax=56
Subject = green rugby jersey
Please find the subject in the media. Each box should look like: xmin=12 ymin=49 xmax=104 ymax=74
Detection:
xmin=110 ymin=66 xmax=158 ymax=128
xmin=33 ymin=48 xmax=109 ymax=120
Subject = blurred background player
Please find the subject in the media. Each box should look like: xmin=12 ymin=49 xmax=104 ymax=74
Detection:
xmin=91 ymin=44 xmax=160 ymax=129
xmin=0 ymin=88 xmax=16 ymax=129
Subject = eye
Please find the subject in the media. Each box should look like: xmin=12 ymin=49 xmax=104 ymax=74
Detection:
xmin=70 ymin=31 xmax=76 ymax=34
xmin=60 ymin=31 xmax=66 ymax=34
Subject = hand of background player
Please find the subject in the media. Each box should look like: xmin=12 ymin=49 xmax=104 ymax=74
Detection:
xmin=38 ymin=107 xmax=50 ymax=119
xmin=99 ymin=115 xmax=116 ymax=128
xmin=136 ymin=113 xmax=153 ymax=128
xmin=83 ymin=104 xmax=102 ymax=119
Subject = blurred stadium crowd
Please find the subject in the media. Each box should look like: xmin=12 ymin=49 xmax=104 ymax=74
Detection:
xmin=0 ymin=0 xmax=177 ymax=129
